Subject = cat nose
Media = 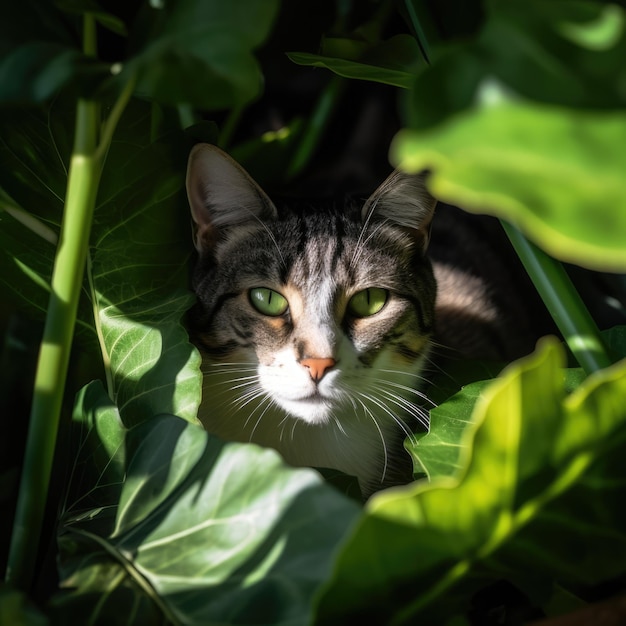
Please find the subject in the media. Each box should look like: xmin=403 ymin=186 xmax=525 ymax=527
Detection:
xmin=300 ymin=357 xmax=336 ymax=382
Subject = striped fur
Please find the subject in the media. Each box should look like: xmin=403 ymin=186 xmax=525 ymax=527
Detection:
xmin=187 ymin=144 xmax=436 ymax=497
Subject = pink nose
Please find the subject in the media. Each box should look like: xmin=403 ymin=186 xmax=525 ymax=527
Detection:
xmin=300 ymin=357 xmax=336 ymax=382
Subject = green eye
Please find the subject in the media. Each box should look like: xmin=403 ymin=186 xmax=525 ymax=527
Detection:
xmin=348 ymin=288 xmax=388 ymax=317
xmin=249 ymin=287 xmax=288 ymax=316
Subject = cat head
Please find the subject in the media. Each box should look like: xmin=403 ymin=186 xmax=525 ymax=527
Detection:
xmin=186 ymin=143 xmax=436 ymax=429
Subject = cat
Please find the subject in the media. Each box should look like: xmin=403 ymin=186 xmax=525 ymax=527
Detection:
xmin=185 ymin=143 xmax=544 ymax=498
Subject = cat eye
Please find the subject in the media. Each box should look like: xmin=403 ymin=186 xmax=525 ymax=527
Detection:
xmin=347 ymin=288 xmax=388 ymax=317
xmin=249 ymin=287 xmax=289 ymax=316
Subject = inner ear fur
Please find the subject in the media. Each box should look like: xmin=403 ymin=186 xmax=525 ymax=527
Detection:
xmin=186 ymin=143 xmax=277 ymax=254
xmin=362 ymin=169 xmax=437 ymax=252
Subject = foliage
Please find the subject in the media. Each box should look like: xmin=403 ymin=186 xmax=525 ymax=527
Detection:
xmin=1 ymin=0 xmax=625 ymax=624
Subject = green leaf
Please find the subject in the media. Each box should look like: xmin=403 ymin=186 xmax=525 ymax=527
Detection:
xmin=392 ymin=102 xmax=626 ymax=272
xmin=288 ymin=35 xmax=424 ymax=88
xmin=56 ymin=412 xmax=360 ymax=625
xmin=0 ymin=42 xmax=108 ymax=104
xmin=394 ymin=2 xmax=626 ymax=272
xmin=406 ymin=1 xmax=626 ymax=128
xmin=314 ymin=339 xmax=626 ymax=623
xmin=0 ymin=100 xmax=202 ymax=424
xmin=409 ymin=380 xmax=488 ymax=481
xmin=70 ymin=381 xmax=127 ymax=498
xmin=477 ymin=1 xmax=626 ymax=109
xmin=410 ymin=346 xmax=589 ymax=485
xmin=90 ymin=124 xmax=202 ymax=425
xmin=125 ymin=0 xmax=280 ymax=110
xmin=0 ymin=104 xmax=89 ymax=333
xmin=0 ymin=0 xmax=111 ymax=104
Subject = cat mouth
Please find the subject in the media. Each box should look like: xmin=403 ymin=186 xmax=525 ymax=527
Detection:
xmin=299 ymin=390 xmax=326 ymax=402
xmin=274 ymin=391 xmax=337 ymax=424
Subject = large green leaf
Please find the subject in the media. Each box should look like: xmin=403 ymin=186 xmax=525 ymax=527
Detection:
xmin=125 ymin=0 xmax=280 ymax=110
xmin=0 ymin=100 xmax=202 ymax=424
xmin=390 ymin=1 xmax=626 ymax=272
xmin=411 ymin=348 xmax=588 ymax=485
xmin=405 ymin=1 xmax=626 ymax=128
xmin=314 ymin=339 xmax=626 ymax=623
xmin=392 ymin=102 xmax=626 ymax=272
xmin=477 ymin=1 xmax=626 ymax=109
xmin=0 ymin=0 xmax=280 ymax=108
xmin=0 ymin=0 xmax=109 ymax=103
xmin=66 ymin=381 xmax=127 ymax=517
xmin=55 ymin=387 xmax=361 ymax=626
xmin=89 ymin=109 xmax=202 ymax=425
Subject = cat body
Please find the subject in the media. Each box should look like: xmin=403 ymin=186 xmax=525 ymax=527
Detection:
xmin=186 ymin=143 xmax=544 ymax=497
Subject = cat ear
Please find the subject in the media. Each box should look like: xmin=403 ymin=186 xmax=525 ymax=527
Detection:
xmin=362 ymin=169 xmax=436 ymax=252
xmin=186 ymin=143 xmax=278 ymax=254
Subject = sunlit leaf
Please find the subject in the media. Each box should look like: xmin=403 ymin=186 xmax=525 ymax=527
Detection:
xmin=90 ymin=127 xmax=201 ymax=425
xmin=56 ymin=410 xmax=360 ymax=625
xmin=315 ymin=339 xmax=626 ymax=623
xmin=408 ymin=380 xmax=488 ymax=481
xmin=393 ymin=102 xmax=626 ymax=271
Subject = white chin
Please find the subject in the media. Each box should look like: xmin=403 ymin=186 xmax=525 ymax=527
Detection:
xmin=274 ymin=396 xmax=334 ymax=425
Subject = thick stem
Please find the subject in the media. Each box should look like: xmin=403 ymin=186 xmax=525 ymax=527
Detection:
xmin=5 ymin=12 xmax=137 ymax=589
xmin=502 ymin=221 xmax=612 ymax=375
xmin=5 ymin=99 xmax=102 ymax=589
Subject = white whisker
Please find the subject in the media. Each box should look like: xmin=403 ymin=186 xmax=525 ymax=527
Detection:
xmin=371 ymin=374 xmax=437 ymax=407
xmin=369 ymin=384 xmax=430 ymax=432
xmin=330 ymin=412 xmax=348 ymax=438
xmin=354 ymin=389 xmax=418 ymax=445
xmin=249 ymin=396 xmax=279 ymax=442
xmin=354 ymin=397 xmax=389 ymax=483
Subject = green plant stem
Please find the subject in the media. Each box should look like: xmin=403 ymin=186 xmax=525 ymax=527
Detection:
xmin=218 ymin=104 xmax=244 ymax=149
xmin=5 ymin=12 xmax=136 ymax=589
xmin=286 ymin=76 xmax=344 ymax=180
xmin=5 ymin=99 xmax=102 ymax=590
xmin=502 ymin=221 xmax=612 ymax=375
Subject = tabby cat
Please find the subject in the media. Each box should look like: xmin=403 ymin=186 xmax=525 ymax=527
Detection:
xmin=186 ymin=143 xmax=540 ymax=497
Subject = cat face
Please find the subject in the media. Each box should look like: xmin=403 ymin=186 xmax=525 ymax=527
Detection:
xmin=186 ymin=144 xmax=436 ymax=492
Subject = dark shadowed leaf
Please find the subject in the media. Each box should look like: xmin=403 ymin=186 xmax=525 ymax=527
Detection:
xmin=0 ymin=105 xmax=86 ymax=333
xmin=0 ymin=42 xmax=109 ymax=104
xmin=124 ymin=0 xmax=280 ymax=110
xmin=0 ymin=584 xmax=49 ymax=626
xmin=55 ymin=0 xmax=128 ymax=36
xmin=405 ymin=1 xmax=626 ymax=128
